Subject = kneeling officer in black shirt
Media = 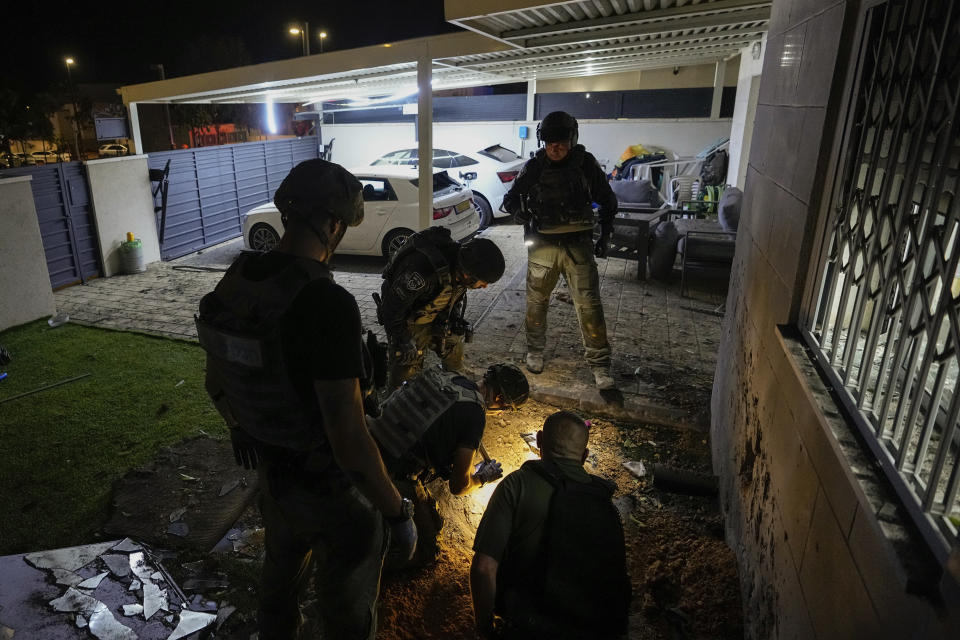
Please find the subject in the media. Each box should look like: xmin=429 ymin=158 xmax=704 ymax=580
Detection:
xmin=196 ymin=159 xmax=415 ymax=640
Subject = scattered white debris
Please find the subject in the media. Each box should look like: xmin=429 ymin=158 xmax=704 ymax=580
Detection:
xmin=623 ymin=460 xmax=647 ymax=478
xmin=25 ymin=541 xmax=115 ymax=572
xmin=122 ymin=603 xmax=143 ymax=617
xmin=167 ymin=610 xmax=217 ymax=640
xmin=77 ymin=571 xmax=110 ymax=590
xmin=169 ymin=507 xmax=187 ymax=522
xmin=128 ymin=579 xmax=141 ymax=592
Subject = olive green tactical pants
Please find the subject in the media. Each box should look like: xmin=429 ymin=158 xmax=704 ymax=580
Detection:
xmin=525 ymin=235 xmax=611 ymax=367
xmin=387 ymin=322 xmax=465 ymax=388
xmin=257 ymin=464 xmax=387 ymax=640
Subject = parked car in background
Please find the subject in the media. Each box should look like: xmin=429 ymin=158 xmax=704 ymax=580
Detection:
xmin=30 ymin=150 xmax=71 ymax=164
xmin=369 ymin=144 xmax=525 ymax=229
xmin=242 ymin=166 xmax=479 ymax=257
xmin=3 ymin=152 xmax=35 ymax=167
xmin=98 ymin=143 xmax=128 ymax=158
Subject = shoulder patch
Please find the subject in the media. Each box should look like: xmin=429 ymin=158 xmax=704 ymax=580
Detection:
xmin=404 ymin=271 xmax=426 ymax=291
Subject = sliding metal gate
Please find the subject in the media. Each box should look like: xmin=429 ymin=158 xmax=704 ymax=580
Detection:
xmin=146 ymin=137 xmax=320 ymax=260
xmin=2 ymin=161 xmax=101 ymax=289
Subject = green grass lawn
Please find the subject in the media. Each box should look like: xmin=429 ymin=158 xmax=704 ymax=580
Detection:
xmin=0 ymin=320 xmax=226 ymax=555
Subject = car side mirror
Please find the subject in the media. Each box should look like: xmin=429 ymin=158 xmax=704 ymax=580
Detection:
xmin=459 ymin=171 xmax=477 ymax=181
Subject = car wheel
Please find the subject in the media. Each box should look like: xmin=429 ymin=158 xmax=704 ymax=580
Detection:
xmin=382 ymin=228 xmax=415 ymax=258
xmin=249 ymin=223 xmax=280 ymax=252
xmin=473 ymin=194 xmax=493 ymax=230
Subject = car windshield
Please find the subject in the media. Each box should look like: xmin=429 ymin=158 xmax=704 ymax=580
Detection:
xmin=410 ymin=172 xmax=461 ymax=193
xmin=478 ymin=144 xmax=521 ymax=163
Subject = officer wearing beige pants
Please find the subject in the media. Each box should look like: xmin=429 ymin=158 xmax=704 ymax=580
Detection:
xmin=503 ymin=111 xmax=618 ymax=389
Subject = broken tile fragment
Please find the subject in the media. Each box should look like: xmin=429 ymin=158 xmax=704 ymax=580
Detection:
xmin=76 ymin=614 xmax=88 ymax=627
xmin=111 ymin=538 xmax=141 ymax=553
xmin=101 ymin=554 xmax=132 ymax=578
xmin=623 ymin=460 xmax=647 ymax=478
xmin=165 ymin=614 xmax=174 ymax=624
xmin=122 ymin=603 xmax=143 ymax=616
xmin=216 ymin=604 xmax=236 ymax=629
xmin=167 ymin=522 xmax=189 ymax=537
xmin=169 ymin=507 xmax=187 ymax=522
xmin=151 ymin=571 xmax=164 ymax=582
xmin=52 ymin=568 xmax=85 ymax=586
xmin=26 ymin=541 xmax=115 ymax=572
xmin=144 ymin=581 xmax=168 ymax=619
xmin=77 ymin=571 xmax=110 ymax=590
xmin=128 ymin=579 xmax=141 ymax=591
xmin=50 ymin=588 xmax=137 ymax=640
xmin=167 ymin=610 xmax=217 ymax=640
xmin=218 ymin=479 xmax=240 ymax=496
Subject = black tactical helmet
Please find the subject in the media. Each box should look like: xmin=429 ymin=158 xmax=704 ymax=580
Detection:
xmin=274 ymin=159 xmax=365 ymax=228
xmin=459 ymin=238 xmax=505 ymax=284
xmin=483 ymin=363 xmax=530 ymax=408
xmin=537 ymin=111 xmax=579 ymax=147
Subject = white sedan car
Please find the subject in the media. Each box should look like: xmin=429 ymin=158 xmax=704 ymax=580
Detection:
xmin=98 ymin=144 xmax=128 ymax=158
xmin=242 ymin=166 xmax=479 ymax=257
xmin=370 ymin=145 xmax=525 ymax=229
xmin=31 ymin=150 xmax=71 ymax=164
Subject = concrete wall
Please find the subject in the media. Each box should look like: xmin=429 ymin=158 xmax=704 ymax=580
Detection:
xmin=0 ymin=176 xmax=56 ymax=331
xmin=84 ymin=155 xmax=161 ymax=277
xmin=711 ymin=1 xmax=959 ymax=639
xmin=324 ymin=119 xmax=732 ymax=173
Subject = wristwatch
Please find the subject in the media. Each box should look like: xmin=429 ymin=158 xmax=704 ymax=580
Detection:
xmin=387 ymin=497 xmax=414 ymax=524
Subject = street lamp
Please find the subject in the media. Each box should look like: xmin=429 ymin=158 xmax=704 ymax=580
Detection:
xmin=319 ymin=31 xmax=327 ymax=54
xmin=289 ymin=22 xmax=310 ymax=56
xmin=64 ymin=57 xmax=81 ymax=160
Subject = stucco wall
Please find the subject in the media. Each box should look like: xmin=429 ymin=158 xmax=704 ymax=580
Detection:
xmin=324 ymin=119 xmax=732 ymax=173
xmin=0 ymin=176 xmax=56 ymax=331
xmin=536 ymin=58 xmax=740 ymax=92
xmin=727 ymin=35 xmax=766 ymax=189
xmin=85 ymin=155 xmax=161 ymax=277
xmin=711 ymin=1 xmax=959 ymax=638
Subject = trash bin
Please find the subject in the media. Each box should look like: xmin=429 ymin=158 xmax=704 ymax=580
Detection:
xmin=120 ymin=239 xmax=146 ymax=274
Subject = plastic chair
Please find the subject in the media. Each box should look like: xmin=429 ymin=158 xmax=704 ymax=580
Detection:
xmin=667 ymin=176 xmax=700 ymax=211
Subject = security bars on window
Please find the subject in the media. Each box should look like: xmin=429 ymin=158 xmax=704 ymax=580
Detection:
xmin=806 ymin=0 xmax=960 ymax=563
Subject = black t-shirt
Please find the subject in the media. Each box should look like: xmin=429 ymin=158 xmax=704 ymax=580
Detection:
xmin=418 ymin=376 xmax=486 ymax=479
xmin=240 ymin=252 xmax=364 ymax=400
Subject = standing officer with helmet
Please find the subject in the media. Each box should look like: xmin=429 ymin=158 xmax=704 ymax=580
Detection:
xmin=377 ymin=228 xmax=506 ymax=388
xmin=503 ymin=111 xmax=619 ymax=390
xmin=196 ymin=159 xmax=416 ymax=640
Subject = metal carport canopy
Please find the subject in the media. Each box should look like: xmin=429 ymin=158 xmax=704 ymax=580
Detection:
xmin=118 ymin=0 xmax=769 ymax=230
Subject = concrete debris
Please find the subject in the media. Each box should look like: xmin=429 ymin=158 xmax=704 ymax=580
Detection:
xmin=128 ymin=579 xmax=141 ymax=591
xmin=167 ymin=610 xmax=217 ymax=640
xmin=77 ymin=571 xmax=110 ymax=590
xmin=101 ymin=553 xmax=132 ymax=578
xmin=129 ymin=552 xmax=155 ymax=583
xmin=623 ymin=460 xmax=647 ymax=478
xmin=122 ymin=604 xmax=143 ymax=616
xmin=520 ymin=432 xmax=539 ymax=456
xmin=168 ymin=507 xmax=187 ymax=522
xmin=25 ymin=541 xmax=115 ymax=572
xmin=167 ymin=522 xmax=189 ymax=537
xmin=216 ymin=604 xmax=237 ymax=629
xmin=76 ymin=613 xmax=88 ymax=627
xmin=151 ymin=571 xmax=164 ymax=582
xmin=165 ymin=615 xmax=174 ymax=624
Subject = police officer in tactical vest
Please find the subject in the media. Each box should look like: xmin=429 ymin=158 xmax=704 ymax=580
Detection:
xmin=196 ymin=159 xmax=416 ymax=640
xmin=379 ymin=229 xmax=506 ymax=388
xmin=503 ymin=111 xmax=618 ymax=390
xmin=368 ymin=362 xmax=529 ymax=567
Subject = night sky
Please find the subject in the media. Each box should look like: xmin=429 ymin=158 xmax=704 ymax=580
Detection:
xmin=2 ymin=0 xmax=460 ymax=95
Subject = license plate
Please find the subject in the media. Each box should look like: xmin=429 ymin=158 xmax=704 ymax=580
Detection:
xmin=455 ymin=200 xmax=472 ymax=214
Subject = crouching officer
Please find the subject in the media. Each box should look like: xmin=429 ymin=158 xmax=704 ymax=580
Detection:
xmin=368 ymin=362 xmax=530 ymax=566
xmin=196 ymin=159 xmax=416 ymax=640
xmin=377 ymin=228 xmax=506 ymax=388
xmin=503 ymin=111 xmax=619 ymax=390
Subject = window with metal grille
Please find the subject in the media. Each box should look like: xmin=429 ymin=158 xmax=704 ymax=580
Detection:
xmin=804 ymin=0 xmax=960 ymax=564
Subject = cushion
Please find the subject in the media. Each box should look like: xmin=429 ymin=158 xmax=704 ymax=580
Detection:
xmin=609 ymin=179 xmax=663 ymax=207
xmin=649 ymin=220 xmax=680 ymax=280
xmin=717 ymin=187 xmax=743 ymax=232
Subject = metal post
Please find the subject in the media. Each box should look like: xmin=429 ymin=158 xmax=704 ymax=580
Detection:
xmin=64 ymin=60 xmax=81 ymax=160
xmin=303 ymin=21 xmax=310 ymax=56
xmin=152 ymin=64 xmax=176 ymax=149
xmin=417 ymin=43 xmax=433 ymax=232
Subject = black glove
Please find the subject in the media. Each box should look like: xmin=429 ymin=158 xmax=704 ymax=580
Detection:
xmin=594 ymin=226 xmax=612 ymax=258
xmin=386 ymin=500 xmax=418 ymax=566
xmin=473 ymin=459 xmax=504 ymax=485
xmin=229 ymin=427 xmax=260 ymax=470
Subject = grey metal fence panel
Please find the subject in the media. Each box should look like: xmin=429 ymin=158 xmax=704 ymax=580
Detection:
xmin=0 ymin=161 xmax=101 ymax=289
xmin=147 ymin=137 xmax=319 ymax=260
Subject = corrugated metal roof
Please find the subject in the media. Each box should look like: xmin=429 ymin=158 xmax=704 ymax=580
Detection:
xmin=119 ymin=1 xmax=768 ymax=105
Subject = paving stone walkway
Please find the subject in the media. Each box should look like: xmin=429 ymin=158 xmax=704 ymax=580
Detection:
xmin=54 ymin=225 xmax=726 ymax=427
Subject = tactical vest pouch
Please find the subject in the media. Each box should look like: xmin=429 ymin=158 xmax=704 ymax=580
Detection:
xmin=372 ymin=367 xmax=482 ymax=459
